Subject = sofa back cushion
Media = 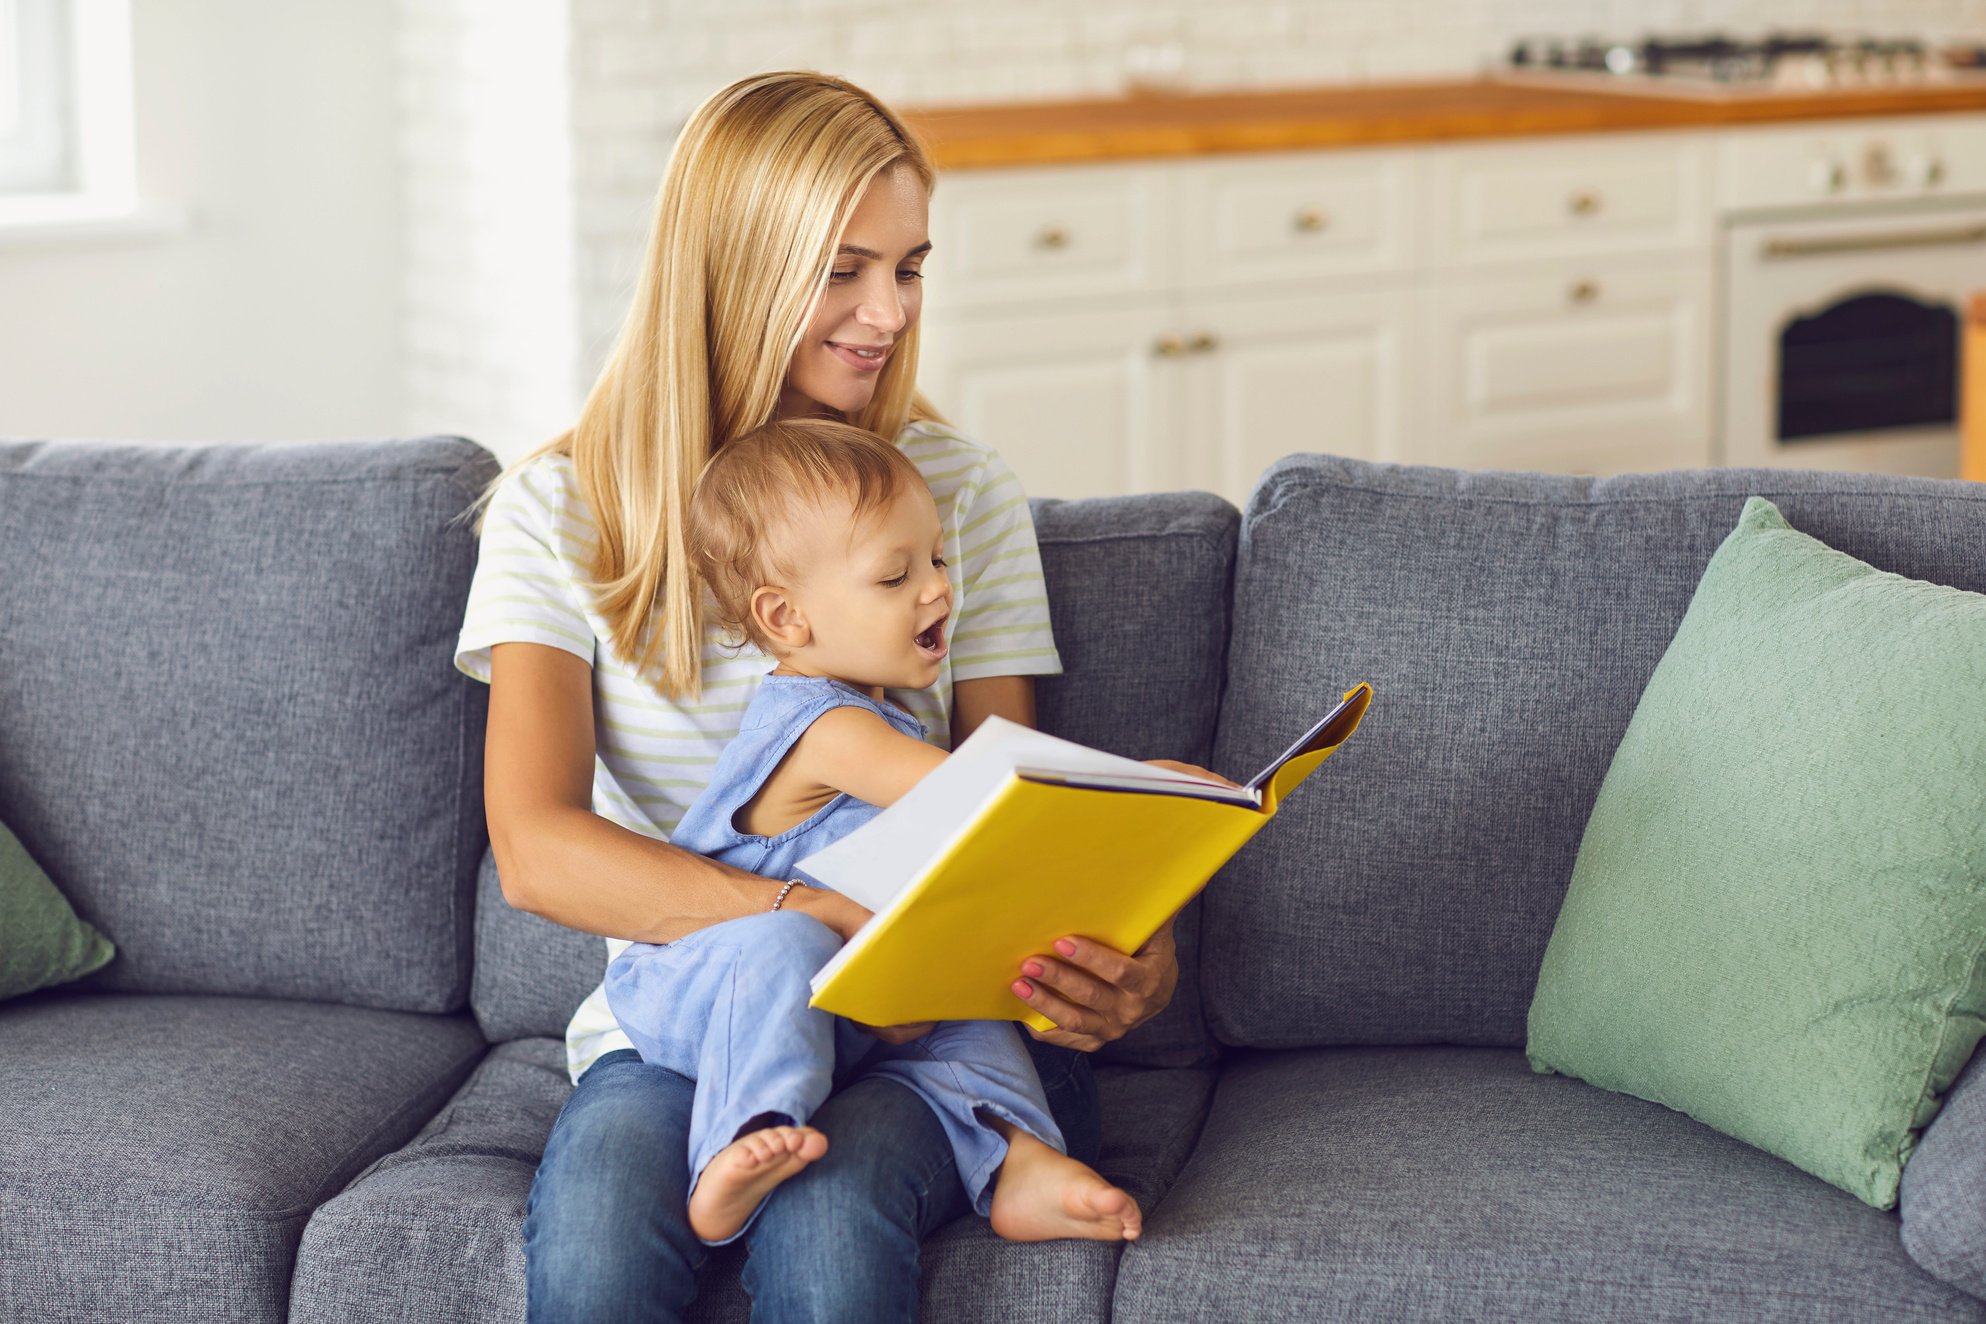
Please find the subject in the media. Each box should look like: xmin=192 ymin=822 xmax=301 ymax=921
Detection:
xmin=1200 ymin=455 xmax=1986 ymax=1050
xmin=471 ymin=492 xmax=1239 ymax=1068
xmin=0 ymin=437 xmax=497 ymax=1011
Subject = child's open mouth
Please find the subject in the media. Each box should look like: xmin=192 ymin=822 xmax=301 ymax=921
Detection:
xmin=914 ymin=615 xmax=948 ymax=660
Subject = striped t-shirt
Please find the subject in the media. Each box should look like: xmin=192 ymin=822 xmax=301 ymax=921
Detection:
xmin=455 ymin=420 xmax=1063 ymax=1082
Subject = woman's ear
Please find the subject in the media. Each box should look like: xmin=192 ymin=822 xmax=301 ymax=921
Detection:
xmin=750 ymin=585 xmax=810 ymax=653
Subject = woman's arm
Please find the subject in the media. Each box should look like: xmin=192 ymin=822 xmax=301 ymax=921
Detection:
xmin=484 ymin=641 xmax=869 ymax=943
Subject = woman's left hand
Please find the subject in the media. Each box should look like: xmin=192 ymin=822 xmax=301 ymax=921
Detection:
xmin=1013 ymin=916 xmax=1180 ymax=1053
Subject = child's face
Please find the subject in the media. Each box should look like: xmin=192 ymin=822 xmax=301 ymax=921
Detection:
xmin=780 ymin=480 xmax=952 ymax=691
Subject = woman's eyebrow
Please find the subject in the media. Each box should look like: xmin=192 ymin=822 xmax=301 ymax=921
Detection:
xmin=837 ymin=241 xmax=933 ymax=260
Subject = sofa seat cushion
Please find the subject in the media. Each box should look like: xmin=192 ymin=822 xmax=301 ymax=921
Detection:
xmin=0 ymin=992 xmax=484 ymax=1324
xmin=290 ymin=1040 xmax=1214 ymax=1323
xmin=1112 ymin=1047 xmax=1984 ymax=1324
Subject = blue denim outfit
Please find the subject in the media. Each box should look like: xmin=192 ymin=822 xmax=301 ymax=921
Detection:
xmin=602 ymin=675 xmax=1064 ymax=1246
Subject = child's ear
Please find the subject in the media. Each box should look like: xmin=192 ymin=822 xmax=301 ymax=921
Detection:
xmin=750 ymin=586 xmax=810 ymax=652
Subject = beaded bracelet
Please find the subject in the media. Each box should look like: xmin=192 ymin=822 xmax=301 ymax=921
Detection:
xmin=770 ymin=878 xmax=801 ymax=911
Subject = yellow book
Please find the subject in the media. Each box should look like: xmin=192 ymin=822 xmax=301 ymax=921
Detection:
xmin=804 ymin=683 xmax=1372 ymax=1030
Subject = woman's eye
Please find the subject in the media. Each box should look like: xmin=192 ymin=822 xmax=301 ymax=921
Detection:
xmin=831 ymin=269 xmax=858 ymax=282
xmin=898 ymin=269 xmax=925 ymax=283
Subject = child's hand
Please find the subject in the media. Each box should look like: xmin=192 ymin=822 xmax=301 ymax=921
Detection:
xmin=1143 ymin=757 xmax=1240 ymax=788
xmin=856 ymin=1020 xmax=936 ymax=1045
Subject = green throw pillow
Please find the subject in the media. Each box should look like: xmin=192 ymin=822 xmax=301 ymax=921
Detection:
xmin=0 ymin=817 xmax=114 ymax=1000
xmin=1527 ymin=496 xmax=1986 ymax=1209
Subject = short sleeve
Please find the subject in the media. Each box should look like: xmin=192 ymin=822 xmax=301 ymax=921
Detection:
xmin=454 ymin=458 xmax=599 ymax=682
xmin=945 ymin=444 xmax=1063 ymax=682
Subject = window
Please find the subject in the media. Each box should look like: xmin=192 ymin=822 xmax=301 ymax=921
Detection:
xmin=0 ymin=0 xmax=135 ymax=227
xmin=0 ymin=0 xmax=77 ymax=194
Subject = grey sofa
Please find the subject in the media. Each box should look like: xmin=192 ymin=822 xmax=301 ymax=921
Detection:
xmin=2 ymin=434 xmax=1982 ymax=1323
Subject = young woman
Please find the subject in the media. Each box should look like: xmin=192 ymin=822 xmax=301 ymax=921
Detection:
xmin=458 ymin=71 xmax=1181 ymax=1322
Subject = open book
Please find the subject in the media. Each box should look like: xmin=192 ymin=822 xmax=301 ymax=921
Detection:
xmin=800 ymin=682 xmax=1373 ymax=1029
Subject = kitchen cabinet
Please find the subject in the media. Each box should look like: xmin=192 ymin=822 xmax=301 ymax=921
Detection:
xmin=913 ymin=131 xmax=1714 ymax=499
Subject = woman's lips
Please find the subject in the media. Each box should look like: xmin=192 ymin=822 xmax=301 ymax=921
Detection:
xmin=828 ymin=340 xmax=891 ymax=373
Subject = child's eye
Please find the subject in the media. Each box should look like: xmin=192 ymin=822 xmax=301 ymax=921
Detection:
xmin=932 ymin=556 xmax=948 ymax=569
xmin=880 ymin=573 xmax=908 ymax=588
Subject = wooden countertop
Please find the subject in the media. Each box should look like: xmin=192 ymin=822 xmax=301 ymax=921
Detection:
xmin=901 ymin=77 xmax=1986 ymax=170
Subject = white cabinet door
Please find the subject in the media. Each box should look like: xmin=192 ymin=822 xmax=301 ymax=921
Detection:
xmin=916 ymin=302 xmax=1179 ymax=500
xmin=1176 ymin=287 xmax=1415 ymax=504
xmin=1421 ymin=262 xmax=1714 ymax=475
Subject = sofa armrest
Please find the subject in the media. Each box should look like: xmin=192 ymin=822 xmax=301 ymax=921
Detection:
xmin=1901 ymin=1046 xmax=1986 ymax=1298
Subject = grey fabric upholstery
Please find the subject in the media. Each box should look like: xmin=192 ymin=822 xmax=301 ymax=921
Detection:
xmin=1904 ymin=1049 xmax=1986 ymax=1297
xmin=0 ymin=437 xmax=497 ymax=1012
xmin=1201 ymin=456 xmax=1986 ymax=1050
xmin=1032 ymin=493 xmax=1239 ymax=1069
xmin=1113 ymin=1046 xmax=1984 ymax=1324
xmin=0 ymin=991 xmax=484 ymax=1324
xmin=289 ymin=1039 xmax=1213 ymax=1324
xmin=467 ymin=493 xmax=1241 ymax=1070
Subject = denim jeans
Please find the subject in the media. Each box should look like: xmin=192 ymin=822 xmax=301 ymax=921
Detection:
xmin=524 ymin=1033 xmax=1098 ymax=1324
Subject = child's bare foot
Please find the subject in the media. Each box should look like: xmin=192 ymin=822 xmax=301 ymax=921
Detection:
xmin=687 ymin=1124 xmax=828 ymax=1243
xmin=987 ymin=1130 xmax=1142 ymax=1243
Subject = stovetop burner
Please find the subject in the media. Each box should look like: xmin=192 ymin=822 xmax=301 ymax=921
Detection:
xmin=1501 ymin=31 xmax=1986 ymax=96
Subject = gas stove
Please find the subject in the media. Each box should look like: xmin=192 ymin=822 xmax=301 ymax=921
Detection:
xmin=1498 ymin=32 xmax=1986 ymax=99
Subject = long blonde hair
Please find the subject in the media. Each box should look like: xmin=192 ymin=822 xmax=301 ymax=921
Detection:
xmin=480 ymin=71 xmax=942 ymax=698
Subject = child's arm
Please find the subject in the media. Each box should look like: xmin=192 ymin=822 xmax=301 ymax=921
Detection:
xmin=794 ymin=705 xmax=949 ymax=808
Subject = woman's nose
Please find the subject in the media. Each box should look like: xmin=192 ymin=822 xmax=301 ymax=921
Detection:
xmin=855 ymin=276 xmax=907 ymax=334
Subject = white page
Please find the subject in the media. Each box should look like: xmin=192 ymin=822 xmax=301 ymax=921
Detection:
xmin=795 ymin=715 xmax=1214 ymax=912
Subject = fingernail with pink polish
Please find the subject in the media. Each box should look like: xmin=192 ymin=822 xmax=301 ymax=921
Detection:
xmin=1022 ymin=961 xmax=1043 ymax=978
xmin=1013 ymin=980 xmax=1033 ymax=998
xmin=1055 ymin=939 xmax=1076 ymax=957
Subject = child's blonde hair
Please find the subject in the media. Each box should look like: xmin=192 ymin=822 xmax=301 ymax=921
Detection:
xmin=690 ymin=417 xmax=927 ymax=654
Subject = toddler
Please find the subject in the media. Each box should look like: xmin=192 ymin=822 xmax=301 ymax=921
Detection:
xmin=604 ymin=417 xmax=1141 ymax=1248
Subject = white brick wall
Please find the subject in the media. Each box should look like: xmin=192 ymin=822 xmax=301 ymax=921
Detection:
xmin=396 ymin=0 xmax=580 ymax=462
xmin=400 ymin=0 xmax=1986 ymax=459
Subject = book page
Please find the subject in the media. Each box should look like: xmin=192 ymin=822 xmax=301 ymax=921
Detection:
xmin=795 ymin=715 xmax=1209 ymax=912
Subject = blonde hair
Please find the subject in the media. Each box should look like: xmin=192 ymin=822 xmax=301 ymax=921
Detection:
xmin=475 ymin=71 xmax=942 ymax=697
xmin=690 ymin=417 xmax=926 ymax=654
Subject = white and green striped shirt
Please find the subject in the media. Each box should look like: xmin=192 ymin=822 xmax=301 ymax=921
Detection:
xmin=455 ymin=421 xmax=1062 ymax=1082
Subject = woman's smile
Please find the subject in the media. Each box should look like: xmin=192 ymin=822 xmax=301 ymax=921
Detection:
xmin=827 ymin=339 xmax=892 ymax=373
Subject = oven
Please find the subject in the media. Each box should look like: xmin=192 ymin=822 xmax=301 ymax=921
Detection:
xmin=1720 ymin=202 xmax=1986 ymax=476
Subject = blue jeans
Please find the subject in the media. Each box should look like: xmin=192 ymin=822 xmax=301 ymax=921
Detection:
xmin=604 ymin=911 xmax=1065 ymax=1236
xmin=525 ymin=1034 xmax=1099 ymax=1324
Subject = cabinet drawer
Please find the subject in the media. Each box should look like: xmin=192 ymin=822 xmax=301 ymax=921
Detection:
xmin=929 ymin=164 xmax=1170 ymax=310
xmin=1427 ymin=135 xmax=1712 ymax=266
xmin=1418 ymin=262 xmax=1713 ymax=474
xmin=1178 ymin=151 xmax=1415 ymax=290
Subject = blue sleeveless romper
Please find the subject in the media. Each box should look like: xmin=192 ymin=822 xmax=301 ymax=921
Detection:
xmin=604 ymin=674 xmax=1063 ymax=1243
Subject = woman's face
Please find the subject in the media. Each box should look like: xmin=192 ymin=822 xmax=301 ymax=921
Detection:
xmin=778 ymin=165 xmax=931 ymax=420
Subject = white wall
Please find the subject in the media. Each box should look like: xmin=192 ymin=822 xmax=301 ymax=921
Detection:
xmin=0 ymin=0 xmax=401 ymax=444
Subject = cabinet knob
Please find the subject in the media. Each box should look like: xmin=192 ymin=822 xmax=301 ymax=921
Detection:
xmin=1188 ymin=332 xmax=1219 ymax=353
xmin=1293 ymin=207 xmax=1328 ymax=233
xmin=1035 ymin=226 xmax=1070 ymax=250
xmin=1154 ymin=334 xmax=1186 ymax=357
xmin=1569 ymin=279 xmax=1600 ymax=304
xmin=1568 ymin=191 xmax=1601 ymax=216
xmin=1864 ymin=143 xmax=1898 ymax=188
xmin=1809 ymin=158 xmax=1848 ymax=193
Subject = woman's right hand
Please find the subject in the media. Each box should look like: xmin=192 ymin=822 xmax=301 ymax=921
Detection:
xmin=789 ymin=884 xmax=872 ymax=944
xmin=787 ymin=887 xmax=933 ymax=1043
